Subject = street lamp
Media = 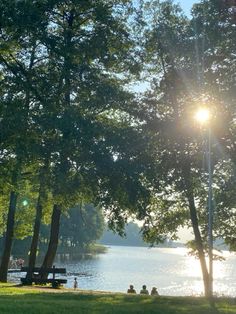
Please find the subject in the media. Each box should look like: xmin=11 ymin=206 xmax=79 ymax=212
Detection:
xmin=195 ymin=107 xmax=213 ymax=299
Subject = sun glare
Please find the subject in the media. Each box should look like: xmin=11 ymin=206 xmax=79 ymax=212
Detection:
xmin=195 ymin=108 xmax=210 ymax=124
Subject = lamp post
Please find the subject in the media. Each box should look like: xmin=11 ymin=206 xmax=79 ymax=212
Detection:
xmin=207 ymin=125 xmax=213 ymax=299
xmin=195 ymin=108 xmax=213 ymax=299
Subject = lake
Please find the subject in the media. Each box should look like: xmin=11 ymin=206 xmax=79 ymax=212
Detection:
xmin=9 ymin=246 xmax=236 ymax=296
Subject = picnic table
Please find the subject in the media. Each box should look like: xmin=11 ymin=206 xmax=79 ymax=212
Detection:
xmin=20 ymin=265 xmax=67 ymax=288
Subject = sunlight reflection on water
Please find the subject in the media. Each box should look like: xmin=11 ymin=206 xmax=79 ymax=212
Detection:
xmin=8 ymin=246 xmax=236 ymax=296
xmin=63 ymin=246 xmax=236 ymax=296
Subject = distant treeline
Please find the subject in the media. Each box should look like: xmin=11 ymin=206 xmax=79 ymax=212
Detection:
xmin=99 ymin=222 xmax=184 ymax=248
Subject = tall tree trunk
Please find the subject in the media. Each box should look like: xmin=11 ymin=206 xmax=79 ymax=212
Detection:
xmin=0 ymin=190 xmax=18 ymax=282
xmin=26 ymin=162 xmax=48 ymax=281
xmin=182 ymin=160 xmax=211 ymax=299
xmin=187 ymin=192 xmax=211 ymax=298
xmin=26 ymin=193 xmax=43 ymax=281
xmin=40 ymin=204 xmax=61 ymax=278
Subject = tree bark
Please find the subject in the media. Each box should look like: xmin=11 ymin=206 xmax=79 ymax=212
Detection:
xmin=26 ymin=162 xmax=48 ymax=281
xmin=0 ymin=191 xmax=18 ymax=282
xmin=181 ymin=156 xmax=212 ymax=298
xmin=187 ymin=191 xmax=211 ymax=298
xmin=26 ymin=196 xmax=43 ymax=281
xmin=40 ymin=204 xmax=61 ymax=279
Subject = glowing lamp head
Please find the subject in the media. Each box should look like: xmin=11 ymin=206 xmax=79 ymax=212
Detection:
xmin=195 ymin=108 xmax=210 ymax=124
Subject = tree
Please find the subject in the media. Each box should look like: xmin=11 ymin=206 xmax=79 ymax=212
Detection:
xmin=0 ymin=2 xmax=48 ymax=279
xmin=140 ymin=0 xmax=235 ymax=299
xmin=36 ymin=0 xmax=156 ymax=272
xmin=0 ymin=0 xmax=158 ymax=281
xmin=59 ymin=204 xmax=104 ymax=252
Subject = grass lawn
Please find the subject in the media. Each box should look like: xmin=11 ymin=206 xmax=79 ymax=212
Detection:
xmin=0 ymin=284 xmax=235 ymax=314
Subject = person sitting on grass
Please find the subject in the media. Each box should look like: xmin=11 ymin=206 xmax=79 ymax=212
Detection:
xmin=151 ymin=287 xmax=159 ymax=296
xmin=140 ymin=285 xmax=149 ymax=295
xmin=127 ymin=284 xmax=136 ymax=294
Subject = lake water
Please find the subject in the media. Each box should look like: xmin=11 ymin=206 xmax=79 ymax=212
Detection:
xmin=9 ymin=246 xmax=236 ymax=296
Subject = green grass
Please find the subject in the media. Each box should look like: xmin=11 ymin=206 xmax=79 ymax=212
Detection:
xmin=0 ymin=284 xmax=235 ymax=314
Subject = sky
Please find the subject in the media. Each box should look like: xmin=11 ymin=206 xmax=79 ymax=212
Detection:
xmin=174 ymin=0 xmax=199 ymax=16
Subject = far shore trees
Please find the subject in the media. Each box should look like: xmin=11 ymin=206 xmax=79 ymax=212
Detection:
xmin=0 ymin=203 xmax=105 ymax=258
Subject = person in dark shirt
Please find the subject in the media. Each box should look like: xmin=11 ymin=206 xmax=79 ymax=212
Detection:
xmin=127 ymin=284 xmax=136 ymax=294
xmin=140 ymin=285 xmax=149 ymax=295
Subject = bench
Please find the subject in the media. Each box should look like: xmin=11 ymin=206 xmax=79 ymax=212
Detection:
xmin=20 ymin=266 xmax=67 ymax=288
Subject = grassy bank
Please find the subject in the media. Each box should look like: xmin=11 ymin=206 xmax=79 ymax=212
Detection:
xmin=0 ymin=284 xmax=235 ymax=314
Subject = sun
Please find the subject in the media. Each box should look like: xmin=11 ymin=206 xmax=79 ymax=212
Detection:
xmin=195 ymin=108 xmax=210 ymax=124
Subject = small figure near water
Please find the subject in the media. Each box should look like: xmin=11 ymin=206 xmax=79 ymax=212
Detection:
xmin=151 ymin=287 xmax=159 ymax=296
xmin=127 ymin=284 xmax=136 ymax=294
xmin=74 ymin=277 xmax=78 ymax=290
xmin=140 ymin=285 xmax=149 ymax=295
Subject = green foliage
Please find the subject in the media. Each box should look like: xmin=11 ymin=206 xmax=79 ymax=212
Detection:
xmin=186 ymin=240 xmax=225 ymax=262
xmin=133 ymin=1 xmax=236 ymax=298
xmin=139 ymin=0 xmax=236 ymax=251
xmin=0 ymin=191 xmax=10 ymax=236
xmin=6 ymin=204 xmax=105 ymax=257
xmin=59 ymin=204 xmax=105 ymax=251
xmin=0 ymin=0 xmax=159 ymax=258
xmin=142 ymin=198 xmax=189 ymax=244
xmin=0 ymin=0 xmax=235 ymax=293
